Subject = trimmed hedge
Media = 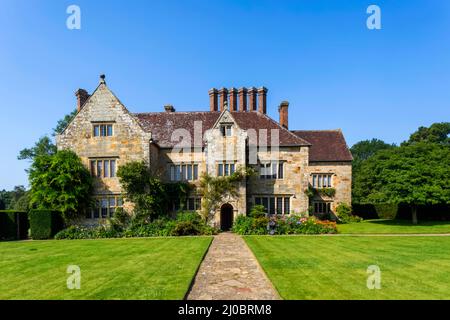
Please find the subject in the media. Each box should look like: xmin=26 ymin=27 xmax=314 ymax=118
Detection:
xmin=28 ymin=210 xmax=64 ymax=240
xmin=353 ymin=203 xmax=450 ymax=221
xmin=0 ymin=210 xmax=28 ymax=240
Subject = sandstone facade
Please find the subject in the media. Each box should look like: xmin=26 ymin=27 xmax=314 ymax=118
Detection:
xmin=57 ymin=76 xmax=353 ymax=228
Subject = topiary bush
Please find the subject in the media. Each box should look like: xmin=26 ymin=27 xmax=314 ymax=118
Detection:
xmin=28 ymin=210 xmax=64 ymax=240
xmin=0 ymin=210 xmax=29 ymax=240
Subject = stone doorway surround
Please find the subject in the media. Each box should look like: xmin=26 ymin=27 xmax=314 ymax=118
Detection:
xmin=186 ymin=232 xmax=280 ymax=300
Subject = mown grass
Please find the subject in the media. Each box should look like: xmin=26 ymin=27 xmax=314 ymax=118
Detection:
xmin=338 ymin=219 xmax=450 ymax=234
xmin=0 ymin=237 xmax=212 ymax=300
xmin=245 ymin=236 xmax=450 ymax=299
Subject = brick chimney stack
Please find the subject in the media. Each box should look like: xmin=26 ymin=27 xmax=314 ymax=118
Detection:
xmin=229 ymin=88 xmax=238 ymax=112
xmin=248 ymin=87 xmax=257 ymax=111
xmin=258 ymin=87 xmax=268 ymax=114
xmin=209 ymin=88 xmax=218 ymax=112
xmin=75 ymin=89 xmax=90 ymax=112
xmin=278 ymin=101 xmax=289 ymax=129
xmin=219 ymin=87 xmax=228 ymax=112
xmin=238 ymin=87 xmax=247 ymax=112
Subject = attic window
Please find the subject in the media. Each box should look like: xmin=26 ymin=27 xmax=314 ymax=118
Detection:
xmin=93 ymin=124 xmax=113 ymax=137
xmin=220 ymin=125 xmax=232 ymax=137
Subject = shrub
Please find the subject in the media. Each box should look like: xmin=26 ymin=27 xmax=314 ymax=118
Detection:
xmin=336 ymin=203 xmax=363 ymax=224
xmin=55 ymin=225 xmax=121 ymax=240
xmin=0 ymin=210 xmax=28 ymax=240
xmin=172 ymin=221 xmax=201 ymax=236
xmin=29 ymin=210 xmax=64 ymax=240
xmin=249 ymin=205 xmax=267 ymax=218
xmin=109 ymin=207 xmax=130 ymax=232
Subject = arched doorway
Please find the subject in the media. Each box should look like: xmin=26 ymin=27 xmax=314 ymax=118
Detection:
xmin=220 ymin=203 xmax=234 ymax=231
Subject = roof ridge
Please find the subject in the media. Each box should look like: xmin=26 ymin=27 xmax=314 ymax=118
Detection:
xmin=257 ymin=112 xmax=311 ymax=145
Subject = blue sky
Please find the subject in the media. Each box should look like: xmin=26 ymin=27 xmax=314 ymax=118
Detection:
xmin=0 ymin=0 xmax=449 ymax=190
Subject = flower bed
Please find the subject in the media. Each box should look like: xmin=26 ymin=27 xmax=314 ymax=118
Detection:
xmin=232 ymin=214 xmax=337 ymax=235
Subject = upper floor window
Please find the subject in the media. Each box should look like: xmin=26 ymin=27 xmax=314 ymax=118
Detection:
xmin=218 ymin=162 xmax=235 ymax=176
xmin=170 ymin=164 xmax=199 ymax=181
xmin=312 ymin=174 xmax=332 ymax=188
xmin=260 ymin=162 xmax=284 ymax=179
xmin=90 ymin=159 xmax=117 ymax=178
xmin=93 ymin=123 xmax=113 ymax=137
xmin=220 ymin=125 xmax=232 ymax=137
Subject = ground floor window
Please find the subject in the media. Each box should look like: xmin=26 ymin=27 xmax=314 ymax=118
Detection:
xmin=313 ymin=201 xmax=331 ymax=214
xmin=87 ymin=195 xmax=123 ymax=219
xmin=254 ymin=196 xmax=290 ymax=215
xmin=172 ymin=197 xmax=201 ymax=212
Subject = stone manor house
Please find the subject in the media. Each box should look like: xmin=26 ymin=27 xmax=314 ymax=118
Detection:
xmin=57 ymin=75 xmax=352 ymax=230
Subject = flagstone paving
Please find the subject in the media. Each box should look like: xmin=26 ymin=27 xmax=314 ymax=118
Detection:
xmin=186 ymin=232 xmax=280 ymax=300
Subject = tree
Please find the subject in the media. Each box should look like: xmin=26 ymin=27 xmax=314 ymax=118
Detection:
xmin=353 ymin=142 xmax=450 ymax=224
xmin=198 ymin=167 xmax=255 ymax=223
xmin=0 ymin=186 xmax=27 ymax=210
xmin=117 ymin=161 xmax=189 ymax=222
xmin=29 ymin=150 xmax=92 ymax=222
xmin=53 ymin=109 xmax=77 ymax=135
xmin=403 ymin=122 xmax=450 ymax=146
xmin=18 ymin=109 xmax=77 ymax=162
xmin=17 ymin=136 xmax=57 ymax=161
xmin=350 ymin=139 xmax=396 ymax=169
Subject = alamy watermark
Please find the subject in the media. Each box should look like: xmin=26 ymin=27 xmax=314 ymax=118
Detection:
xmin=66 ymin=5 xmax=81 ymax=30
xmin=366 ymin=265 xmax=381 ymax=289
xmin=67 ymin=265 xmax=81 ymax=290
xmin=366 ymin=5 xmax=381 ymax=30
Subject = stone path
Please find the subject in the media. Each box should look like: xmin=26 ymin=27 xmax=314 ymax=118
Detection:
xmin=186 ymin=232 xmax=280 ymax=300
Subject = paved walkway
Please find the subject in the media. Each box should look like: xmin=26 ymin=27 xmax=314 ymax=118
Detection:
xmin=186 ymin=232 xmax=280 ymax=300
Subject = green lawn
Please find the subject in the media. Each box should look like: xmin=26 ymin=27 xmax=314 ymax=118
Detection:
xmin=245 ymin=236 xmax=450 ymax=299
xmin=0 ymin=237 xmax=212 ymax=300
xmin=338 ymin=219 xmax=450 ymax=234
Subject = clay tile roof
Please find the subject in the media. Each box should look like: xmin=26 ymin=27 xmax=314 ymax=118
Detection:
xmin=292 ymin=130 xmax=353 ymax=162
xmin=133 ymin=111 xmax=310 ymax=148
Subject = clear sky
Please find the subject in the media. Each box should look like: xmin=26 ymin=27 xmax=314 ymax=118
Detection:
xmin=0 ymin=0 xmax=449 ymax=190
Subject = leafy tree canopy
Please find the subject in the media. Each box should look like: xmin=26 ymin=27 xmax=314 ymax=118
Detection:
xmin=29 ymin=150 xmax=92 ymax=222
xmin=18 ymin=109 xmax=77 ymax=162
xmin=353 ymin=142 xmax=450 ymax=223
xmin=350 ymin=139 xmax=396 ymax=168
xmin=0 ymin=186 xmax=27 ymax=210
xmin=403 ymin=122 xmax=450 ymax=146
xmin=53 ymin=109 xmax=77 ymax=136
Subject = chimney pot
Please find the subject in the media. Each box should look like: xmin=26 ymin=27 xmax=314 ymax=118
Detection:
xmin=75 ymin=88 xmax=90 ymax=112
xmin=99 ymin=74 xmax=106 ymax=84
xmin=209 ymin=88 xmax=218 ymax=112
xmin=258 ymin=87 xmax=268 ymax=114
xmin=218 ymin=87 xmax=229 ymax=112
xmin=229 ymin=88 xmax=238 ymax=112
xmin=248 ymin=87 xmax=257 ymax=111
xmin=278 ymin=101 xmax=289 ymax=129
xmin=164 ymin=104 xmax=175 ymax=112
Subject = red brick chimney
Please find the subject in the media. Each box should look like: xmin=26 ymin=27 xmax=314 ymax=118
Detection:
xmin=209 ymin=88 xmax=218 ymax=112
xmin=258 ymin=87 xmax=268 ymax=114
xmin=229 ymin=88 xmax=237 ymax=112
xmin=278 ymin=101 xmax=289 ymax=129
xmin=238 ymin=87 xmax=247 ymax=112
xmin=219 ymin=87 xmax=228 ymax=112
xmin=248 ymin=87 xmax=257 ymax=111
xmin=75 ymin=89 xmax=89 ymax=112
